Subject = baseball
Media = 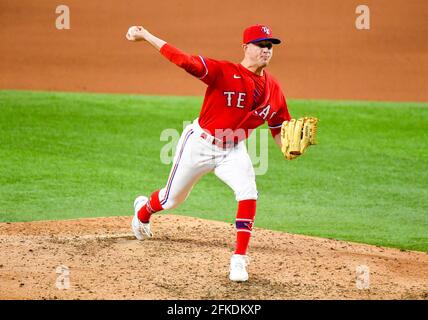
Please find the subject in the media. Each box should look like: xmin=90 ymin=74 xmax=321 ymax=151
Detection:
xmin=126 ymin=26 xmax=140 ymax=41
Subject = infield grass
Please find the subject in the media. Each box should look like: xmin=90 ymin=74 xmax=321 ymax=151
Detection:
xmin=1 ymin=90 xmax=427 ymax=251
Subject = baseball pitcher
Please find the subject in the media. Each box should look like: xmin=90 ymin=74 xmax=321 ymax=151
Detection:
xmin=126 ymin=24 xmax=318 ymax=281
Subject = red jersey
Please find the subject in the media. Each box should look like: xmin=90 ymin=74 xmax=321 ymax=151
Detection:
xmin=160 ymin=43 xmax=291 ymax=142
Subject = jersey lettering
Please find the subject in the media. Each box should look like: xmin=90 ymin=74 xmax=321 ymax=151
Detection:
xmin=223 ymin=91 xmax=247 ymax=108
xmin=269 ymin=111 xmax=277 ymax=120
xmin=237 ymin=93 xmax=246 ymax=109
xmin=257 ymin=105 xmax=271 ymax=120
xmin=224 ymin=92 xmax=235 ymax=107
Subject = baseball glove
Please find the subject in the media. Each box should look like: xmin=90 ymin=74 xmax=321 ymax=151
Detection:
xmin=280 ymin=117 xmax=319 ymax=160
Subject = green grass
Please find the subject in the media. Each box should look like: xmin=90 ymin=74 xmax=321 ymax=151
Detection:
xmin=1 ymin=90 xmax=427 ymax=252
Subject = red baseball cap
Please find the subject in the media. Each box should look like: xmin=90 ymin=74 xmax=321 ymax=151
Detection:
xmin=243 ymin=24 xmax=281 ymax=45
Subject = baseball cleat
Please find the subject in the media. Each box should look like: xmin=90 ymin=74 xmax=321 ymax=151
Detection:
xmin=132 ymin=196 xmax=153 ymax=240
xmin=229 ymin=254 xmax=249 ymax=282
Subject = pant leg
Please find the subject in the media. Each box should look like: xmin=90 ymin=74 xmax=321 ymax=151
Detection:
xmin=158 ymin=125 xmax=215 ymax=210
xmin=213 ymin=142 xmax=258 ymax=201
xmin=214 ymin=142 xmax=258 ymax=256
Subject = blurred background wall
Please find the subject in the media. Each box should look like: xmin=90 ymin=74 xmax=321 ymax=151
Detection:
xmin=0 ymin=0 xmax=427 ymax=101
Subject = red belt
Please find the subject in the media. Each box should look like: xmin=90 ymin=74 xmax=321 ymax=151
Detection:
xmin=200 ymin=132 xmax=237 ymax=148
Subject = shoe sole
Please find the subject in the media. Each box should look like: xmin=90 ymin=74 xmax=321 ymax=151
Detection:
xmin=229 ymin=270 xmax=249 ymax=281
xmin=229 ymin=275 xmax=249 ymax=282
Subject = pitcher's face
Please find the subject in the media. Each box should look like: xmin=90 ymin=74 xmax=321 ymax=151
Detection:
xmin=243 ymin=41 xmax=273 ymax=68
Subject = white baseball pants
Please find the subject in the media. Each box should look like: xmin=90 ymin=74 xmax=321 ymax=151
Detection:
xmin=158 ymin=119 xmax=258 ymax=210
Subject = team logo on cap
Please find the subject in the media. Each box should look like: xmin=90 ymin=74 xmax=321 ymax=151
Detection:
xmin=261 ymin=26 xmax=271 ymax=35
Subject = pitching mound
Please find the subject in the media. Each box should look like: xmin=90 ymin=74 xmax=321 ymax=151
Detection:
xmin=0 ymin=215 xmax=427 ymax=300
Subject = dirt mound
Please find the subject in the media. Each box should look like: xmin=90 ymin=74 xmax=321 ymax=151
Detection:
xmin=0 ymin=215 xmax=427 ymax=300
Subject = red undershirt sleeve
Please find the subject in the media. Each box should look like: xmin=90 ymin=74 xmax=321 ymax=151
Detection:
xmin=160 ymin=43 xmax=220 ymax=85
xmin=160 ymin=43 xmax=206 ymax=79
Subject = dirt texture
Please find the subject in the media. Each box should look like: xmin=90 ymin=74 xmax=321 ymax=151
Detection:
xmin=0 ymin=0 xmax=427 ymax=102
xmin=0 ymin=215 xmax=427 ymax=300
